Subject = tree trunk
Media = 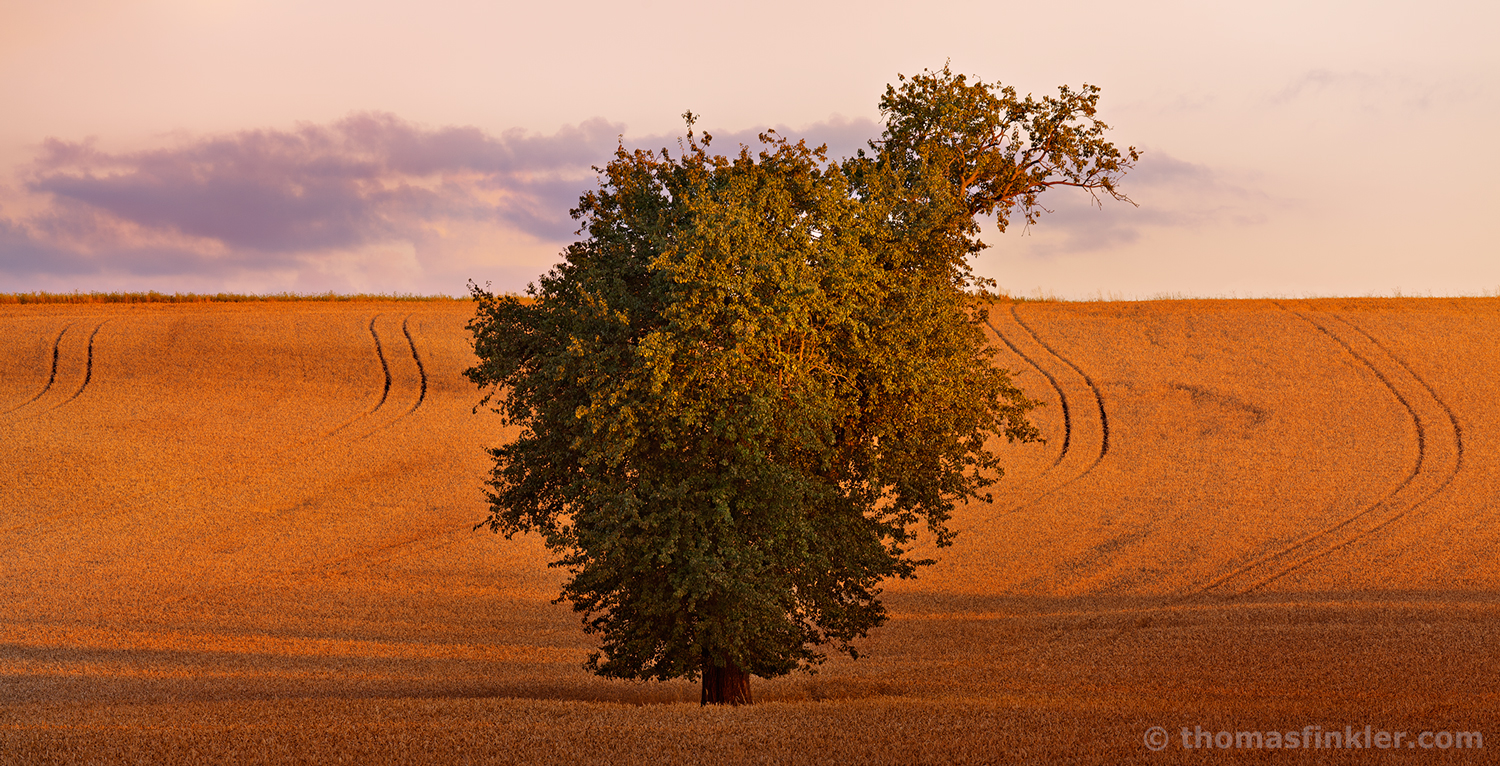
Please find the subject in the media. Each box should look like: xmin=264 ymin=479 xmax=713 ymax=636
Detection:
xmin=700 ymin=650 xmax=752 ymax=705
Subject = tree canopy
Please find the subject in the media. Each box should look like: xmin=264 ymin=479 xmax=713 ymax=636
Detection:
xmin=465 ymin=65 xmax=1135 ymax=704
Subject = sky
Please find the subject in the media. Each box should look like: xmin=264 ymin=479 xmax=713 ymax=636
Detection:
xmin=1 ymin=0 xmax=1496 ymax=299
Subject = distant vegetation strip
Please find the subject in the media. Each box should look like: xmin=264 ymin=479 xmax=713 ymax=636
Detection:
xmin=0 ymin=291 xmax=467 ymax=304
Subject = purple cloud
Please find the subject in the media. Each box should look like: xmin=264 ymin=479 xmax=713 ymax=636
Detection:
xmin=25 ymin=113 xmax=628 ymax=251
xmin=0 ymin=112 xmax=883 ymax=292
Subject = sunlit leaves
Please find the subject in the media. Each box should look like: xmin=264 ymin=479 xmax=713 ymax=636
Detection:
xmin=465 ymin=65 xmax=1132 ymax=688
xmin=872 ymin=64 xmax=1140 ymax=234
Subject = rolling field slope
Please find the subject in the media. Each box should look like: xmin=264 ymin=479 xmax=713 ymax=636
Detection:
xmin=3 ymin=298 xmax=1498 ymax=763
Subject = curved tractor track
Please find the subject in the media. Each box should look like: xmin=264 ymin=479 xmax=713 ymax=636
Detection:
xmin=1011 ymin=303 xmax=1110 ymax=469
xmin=67 ymin=322 xmax=105 ymax=404
xmin=0 ymin=312 xmax=432 ymax=543
xmin=163 ymin=313 xmax=441 ymax=609
xmin=972 ymin=303 xmax=1110 ymax=527
xmin=984 ymin=314 xmax=1072 ymax=472
xmin=346 ymin=312 xmax=428 ymax=433
xmin=319 ymin=313 xmax=429 ymax=440
xmin=0 ymin=323 xmax=69 ymax=416
xmin=1193 ymin=306 xmax=1463 ymax=598
xmin=0 ymin=320 xmax=106 ymax=420
xmin=369 ymin=313 xmax=394 ymax=413
xmin=402 ymin=315 xmax=429 ymax=414
xmin=1014 ymin=303 xmax=1465 ymax=648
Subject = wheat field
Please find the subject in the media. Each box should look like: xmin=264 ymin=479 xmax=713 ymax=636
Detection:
xmin=2 ymin=298 xmax=1498 ymax=764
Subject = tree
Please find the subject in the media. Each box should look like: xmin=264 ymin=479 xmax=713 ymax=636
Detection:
xmin=465 ymin=65 xmax=1136 ymax=705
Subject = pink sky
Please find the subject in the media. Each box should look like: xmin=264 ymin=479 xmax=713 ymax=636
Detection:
xmin=2 ymin=0 xmax=1495 ymax=298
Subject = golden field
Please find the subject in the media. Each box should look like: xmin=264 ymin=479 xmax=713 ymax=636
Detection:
xmin=2 ymin=297 xmax=1498 ymax=764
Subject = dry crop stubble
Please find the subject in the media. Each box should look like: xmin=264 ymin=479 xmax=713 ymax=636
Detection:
xmin=0 ymin=319 xmax=67 ymax=417
xmin=1262 ymin=300 xmax=1500 ymax=593
xmin=4 ymin=298 xmax=1500 ymax=764
xmin=1192 ymin=304 xmax=1465 ymax=596
xmin=916 ymin=300 xmax=1410 ymax=598
xmin=0 ymin=318 xmax=107 ymax=420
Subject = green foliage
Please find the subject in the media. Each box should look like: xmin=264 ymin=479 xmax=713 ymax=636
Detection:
xmin=466 ymin=66 xmax=1133 ymax=688
xmin=870 ymin=65 xmax=1138 ymax=237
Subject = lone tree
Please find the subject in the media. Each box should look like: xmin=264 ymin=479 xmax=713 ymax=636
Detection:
xmin=466 ymin=65 xmax=1136 ymax=705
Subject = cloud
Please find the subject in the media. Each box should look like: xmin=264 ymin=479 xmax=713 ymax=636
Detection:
xmin=1268 ymin=68 xmax=1486 ymax=114
xmin=25 ymin=113 xmax=625 ymax=250
xmin=2 ymin=113 xmax=640 ymax=293
xmin=987 ymin=150 xmax=1283 ymax=257
xmin=2 ymin=113 xmax=884 ymax=293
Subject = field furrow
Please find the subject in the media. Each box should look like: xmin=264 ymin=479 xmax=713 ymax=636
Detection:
xmin=4 ymin=297 xmax=1498 ymax=763
xmin=1193 ymin=306 xmax=1457 ymax=595
xmin=0 ymin=323 xmax=67 ymax=416
xmin=64 ymin=321 xmax=105 ymax=404
xmin=1235 ymin=310 xmax=1467 ymax=592
xmin=402 ymin=315 xmax=429 ymax=414
xmin=965 ymin=303 xmax=1108 ymax=528
xmin=1013 ymin=302 xmax=1110 ymax=466
xmin=0 ymin=320 xmax=106 ymax=420
xmin=0 ymin=309 xmax=433 ymax=549
xmin=984 ymin=314 xmax=1071 ymax=470
xmin=368 ymin=314 xmax=394 ymax=413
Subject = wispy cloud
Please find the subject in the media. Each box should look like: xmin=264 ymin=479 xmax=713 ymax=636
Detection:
xmin=992 ymin=150 xmax=1283 ymax=256
xmin=1268 ymin=67 xmax=1487 ymax=114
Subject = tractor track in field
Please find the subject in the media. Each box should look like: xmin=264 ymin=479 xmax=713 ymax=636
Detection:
xmin=1011 ymin=304 xmax=1109 ymax=473
xmin=1191 ymin=309 xmax=1423 ymax=595
xmin=161 ymin=317 xmax=440 ymax=607
xmin=1028 ymin=305 xmax=1466 ymax=648
xmin=1191 ymin=306 xmax=1460 ymax=597
xmin=0 ymin=313 xmax=430 ymax=543
xmin=971 ymin=304 xmax=1110 ymax=528
xmin=150 ymin=312 xmax=439 ymax=593
xmin=984 ymin=314 xmax=1070 ymax=471
xmin=402 ymin=315 xmax=428 ymax=415
xmin=369 ymin=314 xmax=393 ymax=414
xmin=0 ymin=323 xmax=69 ymax=416
xmin=1230 ymin=311 xmax=1465 ymax=592
xmin=0 ymin=320 xmax=106 ymax=420
xmin=65 ymin=321 xmax=104 ymax=404
xmin=318 ymin=313 xmax=426 ymax=440
xmin=1339 ymin=315 xmax=1464 ymax=494
xmin=946 ymin=304 xmax=1114 ymax=575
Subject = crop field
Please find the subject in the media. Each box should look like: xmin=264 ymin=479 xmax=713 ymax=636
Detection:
xmin=3 ymin=298 xmax=1499 ymax=763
